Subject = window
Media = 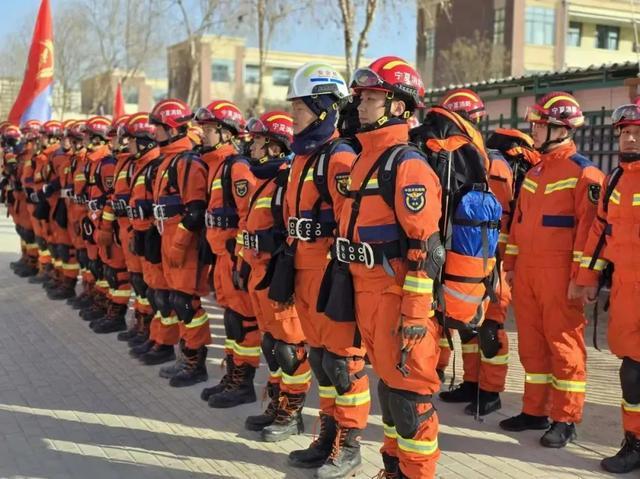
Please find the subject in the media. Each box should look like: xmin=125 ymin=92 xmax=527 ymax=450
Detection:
xmin=595 ymin=25 xmax=620 ymax=50
xmin=525 ymin=7 xmax=555 ymax=45
xmin=426 ymin=29 xmax=435 ymax=57
xmin=211 ymin=60 xmax=233 ymax=82
xmin=245 ymin=65 xmax=260 ymax=84
xmin=272 ymin=68 xmax=292 ymax=86
xmin=493 ymin=8 xmax=505 ymax=45
xmin=567 ymin=21 xmax=582 ymax=47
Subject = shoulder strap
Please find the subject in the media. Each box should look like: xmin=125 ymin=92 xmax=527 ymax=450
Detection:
xmin=221 ymin=155 xmax=247 ymax=210
xmin=587 ymin=166 xmax=623 ymax=269
xmin=377 ymin=144 xmax=426 ymax=209
xmin=271 ymin=168 xmax=289 ymax=232
xmin=312 ymin=138 xmax=348 ymax=206
xmin=345 ymin=153 xmax=384 ymax=241
xmin=248 ymin=177 xmax=273 ymax=211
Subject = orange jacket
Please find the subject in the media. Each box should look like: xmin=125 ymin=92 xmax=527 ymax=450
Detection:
xmin=84 ymin=145 xmax=114 ymax=220
xmin=20 ymin=143 xmax=36 ymax=199
xmin=338 ymin=123 xmax=442 ymax=319
xmin=576 ymin=160 xmax=640 ymax=287
xmin=203 ymin=144 xmax=257 ymax=256
xmin=284 ymin=132 xmax=355 ymax=270
xmin=487 ymin=149 xmax=514 ymax=257
xmin=504 ymin=141 xmax=604 ymax=277
xmin=32 ymin=142 xmax=59 ymax=198
xmin=99 ymin=152 xmax=133 ymax=234
xmin=47 ymin=147 xmax=73 ymax=206
xmin=129 ymin=146 xmax=162 ymax=233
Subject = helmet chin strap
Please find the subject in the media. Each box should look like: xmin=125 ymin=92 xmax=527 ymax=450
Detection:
xmin=537 ymin=125 xmax=570 ymax=153
xmin=359 ymin=93 xmax=411 ymax=132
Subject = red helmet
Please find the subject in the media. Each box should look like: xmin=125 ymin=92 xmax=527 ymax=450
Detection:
xmin=247 ymin=111 xmax=293 ymax=150
xmin=85 ymin=116 xmax=112 ymax=140
xmin=67 ymin=120 xmax=86 ymax=141
xmin=611 ymin=103 xmax=640 ymax=129
xmin=109 ymin=114 xmax=131 ymax=138
xmin=150 ymin=98 xmax=192 ymax=129
xmin=62 ymin=119 xmax=76 ymax=133
xmin=526 ymin=91 xmax=584 ymax=129
xmin=43 ymin=120 xmax=64 ymax=138
xmin=125 ymin=113 xmax=156 ymax=140
xmin=351 ymin=56 xmax=425 ymax=109
xmin=3 ymin=125 xmax=22 ymax=141
xmin=0 ymin=121 xmax=10 ymax=135
xmin=440 ymin=89 xmax=485 ymax=122
xmin=21 ymin=120 xmax=43 ymax=140
xmin=194 ymin=100 xmax=245 ymax=134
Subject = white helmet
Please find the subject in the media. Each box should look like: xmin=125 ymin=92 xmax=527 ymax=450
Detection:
xmin=287 ymin=63 xmax=350 ymax=101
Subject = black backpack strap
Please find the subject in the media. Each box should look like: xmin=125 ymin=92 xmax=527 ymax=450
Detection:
xmin=312 ymin=138 xmax=348 ymax=206
xmin=271 ymin=169 xmax=289 ymax=233
xmin=587 ymin=167 xmax=623 ymax=270
xmin=377 ymin=144 xmax=426 ymax=209
xmin=221 ymin=155 xmax=247 ymax=210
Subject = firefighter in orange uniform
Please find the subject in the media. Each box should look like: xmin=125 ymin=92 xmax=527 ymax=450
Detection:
xmin=151 ymin=99 xmax=211 ymax=385
xmin=435 ymin=89 xmax=513 ymax=416
xmin=330 ymin=57 xmax=442 ymax=478
xmin=196 ymin=100 xmax=261 ymax=407
xmin=500 ymin=92 xmax=605 ymax=448
xmin=240 ymin=112 xmax=312 ymax=441
xmin=283 ymin=64 xmax=370 ymax=475
xmin=576 ymin=102 xmax=640 ymax=474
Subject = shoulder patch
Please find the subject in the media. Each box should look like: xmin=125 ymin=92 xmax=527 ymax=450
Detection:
xmin=403 ymin=184 xmax=427 ymax=213
xmin=335 ymin=173 xmax=349 ymax=197
xmin=234 ymin=179 xmax=248 ymax=197
xmin=569 ymin=153 xmax=594 ymax=169
xmin=588 ymin=183 xmax=601 ymax=204
xmin=103 ymin=175 xmax=114 ymax=189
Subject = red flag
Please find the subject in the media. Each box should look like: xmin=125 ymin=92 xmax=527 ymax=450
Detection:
xmin=9 ymin=0 xmax=54 ymax=125
xmin=113 ymin=81 xmax=125 ymax=118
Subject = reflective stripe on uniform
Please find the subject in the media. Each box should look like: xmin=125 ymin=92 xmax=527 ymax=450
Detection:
xmin=282 ymin=369 xmax=313 ymax=385
xmin=233 ymin=342 xmax=262 ymax=357
xmin=270 ymin=369 xmax=283 ymax=380
xmin=633 ymin=193 xmax=640 ymax=207
xmin=397 ymin=436 xmax=439 ymax=456
xmin=622 ymin=399 xmax=640 ymax=413
xmin=610 ymin=189 xmax=621 ymax=205
xmin=525 ymin=373 xmax=552 ymax=385
xmin=552 ymin=376 xmax=586 ymax=393
xmin=438 ymin=338 xmax=451 ymax=349
xmin=109 ymin=288 xmax=131 ymax=298
xmin=135 ymin=176 xmax=146 ymax=186
xmin=103 ymin=211 xmax=115 ymax=221
xmin=184 ymin=312 xmax=209 ymax=329
xmin=481 ymin=352 xmax=510 ymax=365
xmin=544 ymin=177 xmax=578 ymax=194
xmin=461 ymin=343 xmax=479 ymax=354
xmin=403 ymin=275 xmax=433 ymax=294
xmin=383 ymin=422 xmax=398 ymax=439
xmin=505 ymin=244 xmax=519 ymax=256
xmin=211 ymin=179 xmax=222 ymax=191
xmin=580 ymin=256 xmax=607 ymax=271
xmin=522 ymin=178 xmax=538 ymax=194
xmin=61 ymin=262 xmax=80 ymax=270
xmin=335 ymin=390 xmax=371 ymax=407
xmin=160 ymin=315 xmax=180 ymax=326
xmin=498 ymin=233 xmax=509 ymax=244
xmin=224 ymin=338 xmax=235 ymax=350
xmin=442 ymin=285 xmax=484 ymax=304
xmin=304 ymin=168 xmax=314 ymax=182
xmin=319 ymin=385 xmax=337 ymax=399
xmin=137 ymin=297 xmax=150 ymax=306
xmin=95 ymin=280 xmax=110 ymax=288
xmin=572 ymin=251 xmax=582 ymax=263
xmin=254 ymin=197 xmax=272 ymax=209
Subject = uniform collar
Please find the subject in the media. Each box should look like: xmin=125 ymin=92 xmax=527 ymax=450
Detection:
xmin=87 ymin=144 xmax=111 ymax=161
xmin=160 ymin=135 xmax=193 ymax=158
xmin=137 ymin=146 xmax=161 ymax=167
xmin=540 ymin=141 xmax=576 ymax=164
xmin=201 ymin=142 xmax=236 ymax=170
xmin=356 ymin=123 xmax=409 ymax=156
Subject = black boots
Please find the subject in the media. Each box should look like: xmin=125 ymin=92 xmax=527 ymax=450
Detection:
xmin=127 ymin=314 xmax=152 ymax=347
xmin=169 ymin=346 xmax=208 ymax=387
xmin=200 ymin=354 xmax=234 ymax=401
xmin=464 ymin=389 xmax=502 ymax=416
xmin=499 ymin=412 xmax=551 ymax=432
xmin=288 ymin=413 xmax=337 ymax=468
xmin=140 ymin=343 xmax=176 ymax=365
xmin=261 ymin=392 xmax=305 ymax=442
xmin=117 ymin=311 xmax=143 ymax=342
xmin=376 ymin=453 xmax=401 ymax=478
xmin=93 ymin=303 xmax=128 ymax=334
xmin=47 ymin=277 xmax=77 ymax=300
xmin=129 ymin=339 xmax=155 ymax=358
xmin=208 ymin=363 xmax=257 ymax=408
xmin=314 ymin=426 xmax=362 ymax=479
xmin=439 ymin=381 xmax=478 ymax=403
xmin=601 ymin=432 xmax=640 ymax=474
xmin=540 ymin=421 xmax=577 ymax=448
xmin=245 ymin=382 xmax=280 ymax=431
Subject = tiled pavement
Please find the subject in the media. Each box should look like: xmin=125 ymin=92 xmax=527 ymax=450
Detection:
xmin=0 ymin=212 xmax=626 ymax=478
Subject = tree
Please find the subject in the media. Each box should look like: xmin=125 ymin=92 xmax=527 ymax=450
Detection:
xmin=415 ymin=0 xmax=451 ymax=84
xmin=336 ymin=0 xmax=379 ymax=82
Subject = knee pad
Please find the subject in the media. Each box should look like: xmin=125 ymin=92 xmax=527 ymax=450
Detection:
xmin=387 ymin=386 xmax=435 ymax=439
xmin=170 ymin=291 xmax=196 ymax=324
xmin=621 ymin=357 xmax=640 ymax=404
xmin=49 ymin=243 xmax=59 ymax=260
xmin=322 ymin=351 xmax=363 ymax=396
xmin=146 ymin=288 xmax=158 ymax=312
xmin=130 ymin=272 xmax=148 ymax=298
xmin=261 ymin=332 xmax=279 ymax=372
xmin=58 ymin=245 xmax=70 ymax=263
xmin=154 ymin=289 xmax=172 ymax=317
xmin=223 ymin=309 xmax=247 ymax=342
xmin=89 ymin=259 xmax=103 ymax=280
xmin=479 ymin=319 xmax=502 ymax=359
xmin=274 ymin=340 xmax=304 ymax=376
xmin=23 ymin=228 xmax=35 ymax=244
xmin=377 ymin=380 xmax=394 ymax=427
xmin=309 ymin=347 xmax=331 ymax=386
xmin=104 ymin=265 xmax=117 ymax=289
xmin=77 ymin=248 xmax=88 ymax=268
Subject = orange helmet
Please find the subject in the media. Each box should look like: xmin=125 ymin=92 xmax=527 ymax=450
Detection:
xmin=85 ymin=116 xmax=112 ymax=140
xmin=67 ymin=120 xmax=87 ymax=141
xmin=150 ymin=98 xmax=192 ymax=129
xmin=21 ymin=120 xmax=43 ymax=140
xmin=194 ymin=100 xmax=245 ymax=134
xmin=351 ymin=56 xmax=425 ymax=110
xmin=440 ymin=89 xmax=485 ymax=122
xmin=43 ymin=120 xmax=64 ymax=138
xmin=125 ymin=113 xmax=156 ymax=141
xmin=526 ymin=91 xmax=584 ymax=129
xmin=108 ymin=114 xmax=131 ymax=138
xmin=247 ymin=111 xmax=293 ymax=151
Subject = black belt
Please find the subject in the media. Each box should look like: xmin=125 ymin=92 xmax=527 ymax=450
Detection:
xmin=241 ymin=230 xmax=283 ymax=253
xmin=111 ymin=198 xmax=130 ymax=217
xmin=287 ymin=216 xmax=335 ymax=241
xmin=153 ymin=203 xmax=184 ymax=220
xmin=87 ymin=197 xmax=106 ymax=212
xmin=205 ymin=211 xmax=239 ymax=230
xmin=332 ymin=238 xmax=403 ymax=269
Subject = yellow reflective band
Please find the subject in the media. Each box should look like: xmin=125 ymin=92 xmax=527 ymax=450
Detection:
xmin=233 ymin=343 xmax=262 ymax=357
xmin=39 ymin=249 xmax=51 ymax=256
xmin=335 ymin=390 xmax=371 ymax=407
xmin=461 ymin=343 xmax=479 ymax=354
xmin=633 ymin=194 xmax=640 ymax=207
xmin=610 ymin=189 xmax=621 ymax=205
xmin=623 ymin=399 xmax=640 ymax=413
xmin=525 ymin=373 xmax=552 ymax=385
xmin=117 ymin=171 xmax=127 ymax=181
xmin=254 ymin=197 xmax=272 ymax=209
xmin=552 ymin=376 xmax=586 ymax=393
xmin=110 ymin=288 xmax=132 ymax=298
xmin=135 ymin=176 xmax=146 ymax=186
xmin=270 ymin=369 xmax=283 ymax=379
xmin=224 ymin=339 xmax=236 ymax=350
xmin=184 ymin=312 xmax=209 ymax=329
xmin=522 ymin=178 xmax=538 ymax=194
xmin=319 ymin=385 xmax=337 ymax=399
xmin=498 ymin=233 xmax=509 ymax=244
xmin=281 ymin=370 xmax=313 ymax=385
xmin=137 ymin=297 xmax=150 ymax=306
xmin=397 ymin=436 xmax=439 ymax=456
xmin=403 ymin=275 xmax=433 ymax=294
xmin=178 ymin=223 xmax=188 ymax=231
xmin=25 ymin=242 xmax=38 ymax=249
xmin=211 ymin=178 xmax=222 ymax=191
xmin=74 ymin=174 xmax=85 ymax=181
xmin=102 ymin=211 xmax=115 ymax=221
xmin=304 ymin=168 xmax=315 ymax=182
xmin=572 ymin=251 xmax=582 ymax=263
xmin=61 ymin=262 xmax=80 ymax=270
xmin=544 ymin=177 xmax=578 ymax=194
xmin=505 ymin=244 xmax=519 ymax=255
xmin=383 ymin=422 xmax=398 ymax=439
xmin=580 ymin=256 xmax=607 ymax=271
xmin=95 ymin=280 xmax=110 ymax=288
xmin=365 ymin=178 xmax=379 ymax=189
xmin=160 ymin=315 xmax=180 ymax=326
xmin=438 ymin=338 xmax=451 ymax=349
xmin=237 ymin=249 xmax=244 ymax=258
xmin=544 ymin=95 xmax=579 ymax=109
xmin=53 ymin=260 xmax=63 ymax=267
xmin=481 ymin=353 xmax=510 ymax=365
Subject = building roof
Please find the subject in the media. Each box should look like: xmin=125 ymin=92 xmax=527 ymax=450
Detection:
xmin=425 ymin=60 xmax=640 ymax=100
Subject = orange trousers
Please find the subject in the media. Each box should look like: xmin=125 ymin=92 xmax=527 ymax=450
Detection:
xmin=354 ymin=275 xmax=440 ymax=479
xmin=295 ymin=267 xmax=370 ymax=429
xmin=513 ymin=263 xmax=586 ymax=423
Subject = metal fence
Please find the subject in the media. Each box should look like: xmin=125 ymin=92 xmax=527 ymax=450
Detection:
xmin=479 ymin=108 xmax=618 ymax=173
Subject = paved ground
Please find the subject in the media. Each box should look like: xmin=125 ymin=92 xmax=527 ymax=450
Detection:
xmin=0 ymin=210 xmax=628 ymax=479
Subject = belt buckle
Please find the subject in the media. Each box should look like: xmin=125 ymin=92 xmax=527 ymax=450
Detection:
xmin=242 ymin=230 xmax=251 ymax=249
xmin=29 ymin=192 xmax=39 ymax=203
xmin=125 ymin=205 xmax=134 ymax=220
xmin=335 ymin=237 xmax=351 ymax=264
xmin=153 ymin=204 xmax=166 ymax=234
xmin=296 ymin=218 xmax=313 ymax=242
xmin=205 ymin=211 xmax=215 ymax=229
xmin=87 ymin=199 xmax=98 ymax=212
xmin=115 ymin=198 xmax=127 ymax=213
xmin=287 ymin=217 xmax=298 ymax=238
xmin=360 ymin=241 xmax=375 ymax=269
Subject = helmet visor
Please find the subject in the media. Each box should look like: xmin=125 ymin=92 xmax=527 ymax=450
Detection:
xmin=525 ymin=106 xmax=545 ymax=123
xmin=351 ymin=68 xmax=385 ymax=89
xmin=612 ymin=104 xmax=640 ymax=126
xmin=194 ymin=107 xmax=216 ymax=124
xmin=246 ymin=118 xmax=268 ymax=135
